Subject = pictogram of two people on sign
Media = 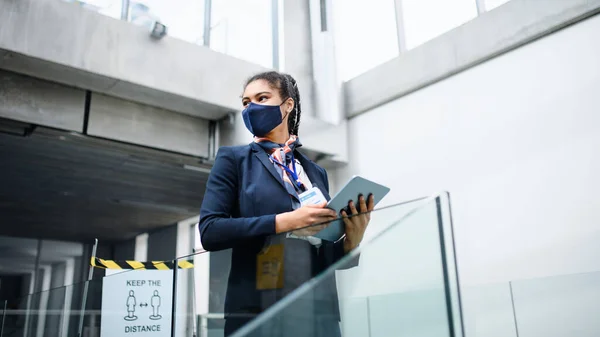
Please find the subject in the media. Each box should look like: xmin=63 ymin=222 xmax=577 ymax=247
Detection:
xmin=124 ymin=290 xmax=162 ymax=321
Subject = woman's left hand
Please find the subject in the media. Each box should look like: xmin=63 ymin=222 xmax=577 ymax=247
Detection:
xmin=341 ymin=194 xmax=374 ymax=253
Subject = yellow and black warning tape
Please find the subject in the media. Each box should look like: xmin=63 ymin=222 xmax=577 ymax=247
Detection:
xmin=90 ymin=257 xmax=194 ymax=270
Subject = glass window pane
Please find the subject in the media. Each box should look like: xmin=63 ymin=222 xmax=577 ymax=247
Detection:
xmin=402 ymin=0 xmax=478 ymax=50
xmin=511 ymin=272 xmax=600 ymax=336
xmin=333 ymin=0 xmax=399 ymax=81
xmin=485 ymin=0 xmax=511 ymax=11
xmin=63 ymin=0 xmax=122 ymax=19
xmin=210 ymin=0 xmax=273 ymax=68
xmin=129 ymin=0 xmax=206 ymax=45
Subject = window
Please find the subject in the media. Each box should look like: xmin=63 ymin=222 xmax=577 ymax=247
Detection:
xmin=210 ymin=0 xmax=274 ymax=68
xmin=332 ymin=0 xmax=399 ymax=81
xmin=63 ymin=0 xmax=122 ymax=19
xmin=129 ymin=0 xmax=206 ymax=45
xmin=401 ymin=0 xmax=478 ymax=50
xmin=485 ymin=0 xmax=511 ymax=11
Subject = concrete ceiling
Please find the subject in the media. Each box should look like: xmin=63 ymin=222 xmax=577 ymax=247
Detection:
xmin=0 ymin=123 xmax=210 ymax=242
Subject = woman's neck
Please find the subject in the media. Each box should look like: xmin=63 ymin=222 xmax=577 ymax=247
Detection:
xmin=264 ymin=128 xmax=290 ymax=144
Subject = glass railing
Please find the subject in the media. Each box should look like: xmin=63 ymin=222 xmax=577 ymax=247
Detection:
xmin=0 ymin=256 xmax=207 ymax=337
xmin=0 ymin=278 xmax=93 ymax=337
xmin=3 ymin=194 xmax=600 ymax=337
xmin=188 ymin=196 xmax=439 ymax=337
xmin=225 ymin=192 xmax=464 ymax=337
xmin=4 ymin=262 xmax=600 ymax=337
xmin=461 ymin=271 xmax=600 ymax=337
xmin=0 ymin=193 xmax=463 ymax=337
xmin=510 ymin=271 xmax=600 ymax=337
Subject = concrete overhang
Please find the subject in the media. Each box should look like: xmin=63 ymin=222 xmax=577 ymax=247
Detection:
xmin=0 ymin=0 xmax=267 ymax=120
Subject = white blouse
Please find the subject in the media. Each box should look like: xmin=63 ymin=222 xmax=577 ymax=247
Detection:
xmin=285 ymin=159 xmax=323 ymax=247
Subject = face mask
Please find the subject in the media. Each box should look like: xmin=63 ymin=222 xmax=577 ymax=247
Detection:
xmin=242 ymin=101 xmax=288 ymax=137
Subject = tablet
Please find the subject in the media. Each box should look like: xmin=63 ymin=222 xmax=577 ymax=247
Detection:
xmin=313 ymin=175 xmax=391 ymax=242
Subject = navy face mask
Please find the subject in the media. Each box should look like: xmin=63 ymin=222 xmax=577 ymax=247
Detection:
xmin=242 ymin=101 xmax=288 ymax=137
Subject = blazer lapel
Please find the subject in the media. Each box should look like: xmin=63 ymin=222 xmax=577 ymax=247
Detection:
xmin=250 ymin=142 xmax=286 ymax=190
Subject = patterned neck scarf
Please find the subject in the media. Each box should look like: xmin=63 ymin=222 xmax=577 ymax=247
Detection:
xmin=256 ymin=135 xmax=323 ymax=245
xmin=255 ymin=135 xmax=306 ymax=199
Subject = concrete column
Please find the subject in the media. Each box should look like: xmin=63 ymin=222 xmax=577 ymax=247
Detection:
xmin=43 ymin=262 xmax=66 ymax=337
xmin=307 ymin=0 xmax=343 ymax=125
xmin=23 ymin=270 xmax=37 ymax=337
xmin=134 ymin=234 xmax=149 ymax=262
xmin=297 ymin=0 xmax=349 ymax=165
xmin=393 ymin=0 xmax=408 ymax=52
xmin=193 ymin=223 xmax=210 ymax=337
xmin=475 ymin=0 xmax=487 ymax=14
xmin=281 ymin=0 xmax=316 ymax=115
xmin=60 ymin=259 xmax=75 ymax=337
xmin=218 ymin=0 xmax=350 ymax=162
xmin=35 ymin=266 xmax=52 ymax=337
xmin=175 ymin=216 xmax=199 ymax=337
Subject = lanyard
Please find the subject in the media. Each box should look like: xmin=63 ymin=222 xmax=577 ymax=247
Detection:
xmin=270 ymin=151 xmax=305 ymax=191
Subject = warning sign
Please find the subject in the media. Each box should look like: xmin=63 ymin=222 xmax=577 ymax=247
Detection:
xmin=100 ymin=270 xmax=173 ymax=336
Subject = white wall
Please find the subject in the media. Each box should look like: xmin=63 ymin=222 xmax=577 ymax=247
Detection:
xmin=334 ymin=12 xmax=600 ymax=336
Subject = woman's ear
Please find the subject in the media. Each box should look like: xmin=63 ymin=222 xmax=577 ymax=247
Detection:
xmin=286 ymin=98 xmax=295 ymax=113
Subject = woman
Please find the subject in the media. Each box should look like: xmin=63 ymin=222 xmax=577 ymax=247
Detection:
xmin=199 ymin=71 xmax=373 ymax=336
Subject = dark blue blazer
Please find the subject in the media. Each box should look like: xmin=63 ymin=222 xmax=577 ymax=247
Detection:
xmin=199 ymin=142 xmax=348 ymax=323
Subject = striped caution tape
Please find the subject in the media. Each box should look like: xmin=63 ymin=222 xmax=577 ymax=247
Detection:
xmin=90 ymin=257 xmax=194 ymax=270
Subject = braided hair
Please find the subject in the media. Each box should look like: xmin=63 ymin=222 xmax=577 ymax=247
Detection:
xmin=244 ymin=71 xmax=302 ymax=136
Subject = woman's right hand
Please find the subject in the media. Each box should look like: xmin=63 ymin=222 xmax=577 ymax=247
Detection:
xmin=275 ymin=202 xmax=338 ymax=235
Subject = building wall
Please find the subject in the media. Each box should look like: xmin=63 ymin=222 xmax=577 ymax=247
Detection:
xmin=334 ymin=12 xmax=600 ymax=336
xmin=0 ymin=0 xmax=266 ymax=120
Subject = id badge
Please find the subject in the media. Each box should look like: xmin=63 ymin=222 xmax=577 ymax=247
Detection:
xmin=299 ymin=187 xmax=326 ymax=207
xmin=256 ymin=244 xmax=284 ymax=290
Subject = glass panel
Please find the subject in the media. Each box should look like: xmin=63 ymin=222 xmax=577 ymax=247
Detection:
xmin=226 ymin=195 xmax=463 ymax=337
xmin=401 ymin=0 xmax=478 ymax=50
xmin=174 ymin=261 xmax=196 ymax=337
xmin=62 ymin=0 xmax=123 ymax=19
xmin=3 ymin=284 xmax=70 ymax=337
xmin=0 ymin=236 xmax=39 ymax=285
xmin=332 ymin=0 xmax=399 ymax=81
xmin=1 ymin=300 xmax=6 ymax=336
xmin=461 ymin=282 xmax=518 ymax=337
xmin=511 ymin=272 xmax=600 ymax=337
xmin=0 ymin=236 xmax=40 ymax=336
xmin=129 ymin=0 xmax=206 ymax=44
xmin=437 ymin=193 xmax=464 ymax=337
xmin=210 ymin=0 xmax=274 ymax=68
xmin=485 ymin=0 xmax=511 ymax=11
